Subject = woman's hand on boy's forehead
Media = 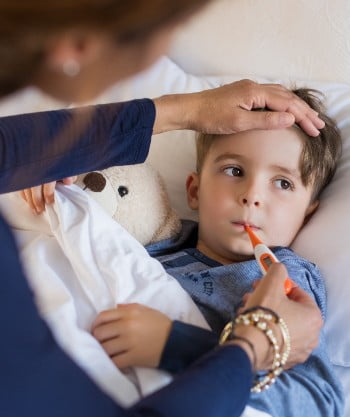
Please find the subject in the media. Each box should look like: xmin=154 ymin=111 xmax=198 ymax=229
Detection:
xmin=209 ymin=80 xmax=325 ymax=136
xmin=153 ymin=80 xmax=324 ymax=137
xmin=259 ymin=83 xmax=325 ymax=136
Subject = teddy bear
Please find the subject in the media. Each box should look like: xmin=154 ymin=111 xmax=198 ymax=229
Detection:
xmin=75 ymin=163 xmax=181 ymax=246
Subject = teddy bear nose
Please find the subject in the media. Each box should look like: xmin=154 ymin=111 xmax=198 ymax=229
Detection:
xmin=83 ymin=172 xmax=106 ymax=192
xmin=118 ymin=186 xmax=129 ymax=197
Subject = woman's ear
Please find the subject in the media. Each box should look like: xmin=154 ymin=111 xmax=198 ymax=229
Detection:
xmin=186 ymin=172 xmax=200 ymax=210
xmin=303 ymin=199 xmax=319 ymax=225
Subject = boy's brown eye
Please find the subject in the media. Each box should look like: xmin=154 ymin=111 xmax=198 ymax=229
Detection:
xmin=224 ymin=167 xmax=242 ymax=176
xmin=275 ymin=179 xmax=292 ymax=190
xmin=281 ymin=180 xmax=290 ymax=189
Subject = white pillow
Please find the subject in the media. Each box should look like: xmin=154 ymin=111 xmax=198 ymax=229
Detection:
xmin=96 ymin=57 xmax=350 ymax=371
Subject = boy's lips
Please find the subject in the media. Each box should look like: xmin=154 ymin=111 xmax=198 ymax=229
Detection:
xmin=232 ymin=221 xmax=259 ymax=230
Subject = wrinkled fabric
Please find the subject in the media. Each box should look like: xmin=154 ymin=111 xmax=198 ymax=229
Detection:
xmin=13 ymin=186 xmax=209 ymax=406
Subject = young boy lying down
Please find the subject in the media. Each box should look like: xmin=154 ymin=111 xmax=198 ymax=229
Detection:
xmin=92 ymin=89 xmax=344 ymax=417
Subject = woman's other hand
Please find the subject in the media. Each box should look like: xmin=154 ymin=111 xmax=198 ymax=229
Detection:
xmin=19 ymin=176 xmax=77 ymax=214
xmin=235 ymin=263 xmax=323 ymax=371
xmin=153 ymin=80 xmax=325 ymax=136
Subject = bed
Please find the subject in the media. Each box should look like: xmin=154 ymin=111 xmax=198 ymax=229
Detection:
xmin=0 ymin=0 xmax=349 ymax=415
xmin=103 ymin=1 xmax=350 ymax=414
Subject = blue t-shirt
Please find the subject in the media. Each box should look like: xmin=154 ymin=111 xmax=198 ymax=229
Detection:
xmin=148 ymin=220 xmax=344 ymax=417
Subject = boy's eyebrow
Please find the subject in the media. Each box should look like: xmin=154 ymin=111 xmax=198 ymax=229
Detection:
xmin=213 ymin=153 xmax=243 ymax=163
xmin=270 ymin=165 xmax=301 ymax=179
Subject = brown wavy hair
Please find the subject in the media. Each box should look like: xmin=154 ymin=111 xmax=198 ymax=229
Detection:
xmin=196 ymin=88 xmax=342 ymax=201
xmin=0 ymin=0 xmax=211 ymax=96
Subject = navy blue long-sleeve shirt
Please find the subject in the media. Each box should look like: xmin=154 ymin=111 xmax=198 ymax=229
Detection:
xmin=0 ymin=99 xmax=252 ymax=417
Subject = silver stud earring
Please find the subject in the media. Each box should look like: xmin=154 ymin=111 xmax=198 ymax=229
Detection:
xmin=62 ymin=59 xmax=80 ymax=77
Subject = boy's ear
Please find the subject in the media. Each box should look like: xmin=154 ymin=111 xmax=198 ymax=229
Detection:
xmin=303 ymin=200 xmax=319 ymax=225
xmin=186 ymin=172 xmax=200 ymax=210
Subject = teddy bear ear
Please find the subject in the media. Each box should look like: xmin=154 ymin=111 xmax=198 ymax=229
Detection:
xmin=82 ymin=172 xmax=106 ymax=192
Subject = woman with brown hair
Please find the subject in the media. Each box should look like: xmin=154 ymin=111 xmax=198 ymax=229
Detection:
xmin=0 ymin=1 xmax=323 ymax=416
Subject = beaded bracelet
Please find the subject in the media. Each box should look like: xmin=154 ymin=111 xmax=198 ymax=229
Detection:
xmin=242 ymin=305 xmax=279 ymax=321
xmin=219 ymin=306 xmax=290 ymax=393
xmin=219 ymin=324 xmax=257 ymax=371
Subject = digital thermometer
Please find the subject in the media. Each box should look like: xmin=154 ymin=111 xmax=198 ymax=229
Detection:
xmin=244 ymin=224 xmax=293 ymax=295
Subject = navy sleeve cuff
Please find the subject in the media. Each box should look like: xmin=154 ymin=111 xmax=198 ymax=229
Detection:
xmin=159 ymin=320 xmax=218 ymax=374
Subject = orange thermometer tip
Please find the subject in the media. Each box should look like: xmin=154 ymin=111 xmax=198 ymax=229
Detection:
xmin=244 ymin=224 xmax=263 ymax=248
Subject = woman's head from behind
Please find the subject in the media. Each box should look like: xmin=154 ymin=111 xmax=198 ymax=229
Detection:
xmin=0 ymin=0 xmax=211 ymax=101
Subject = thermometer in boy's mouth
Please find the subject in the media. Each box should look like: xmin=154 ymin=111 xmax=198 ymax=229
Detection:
xmin=244 ymin=224 xmax=293 ymax=295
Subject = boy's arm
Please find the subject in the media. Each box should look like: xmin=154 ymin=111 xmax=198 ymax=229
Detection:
xmin=92 ymin=304 xmax=217 ymax=372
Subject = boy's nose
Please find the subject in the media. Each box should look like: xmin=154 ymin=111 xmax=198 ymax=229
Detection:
xmin=239 ymin=182 xmax=261 ymax=207
xmin=241 ymin=196 xmax=260 ymax=207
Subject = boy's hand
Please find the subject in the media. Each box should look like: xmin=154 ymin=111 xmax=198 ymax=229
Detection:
xmin=91 ymin=303 xmax=172 ymax=369
xmin=19 ymin=176 xmax=77 ymax=214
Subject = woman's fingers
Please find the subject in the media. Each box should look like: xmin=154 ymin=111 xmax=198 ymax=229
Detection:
xmin=245 ymin=263 xmax=323 ymax=367
xmin=21 ymin=183 xmax=55 ymax=213
xmin=43 ymin=182 xmax=56 ymax=205
xmin=19 ymin=190 xmax=27 ymax=202
xmin=17 ymin=176 xmax=77 ymax=214
xmin=250 ymin=85 xmax=324 ymax=135
xmin=43 ymin=177 xmax=76 ymax=205
xmin=244 ymin=263 xmax=287 ymax=308
xmin=22 ymin=187 xmax=44 ymax=214
xmin=61 ymin=176 xmax=78 ymax=185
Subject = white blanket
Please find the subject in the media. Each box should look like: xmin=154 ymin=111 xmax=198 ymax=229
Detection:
xmin=0 ymin=185 xmax=271 ymax=417
xmin=2 ymin=184 xmax=209 ymax=406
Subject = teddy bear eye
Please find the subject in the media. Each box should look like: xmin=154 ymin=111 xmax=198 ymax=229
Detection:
xmin=118 ymin=186 xmax=129 ymax=197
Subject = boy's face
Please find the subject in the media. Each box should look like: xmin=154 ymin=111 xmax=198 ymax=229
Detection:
xmin=186 ymin=127 xmax=318 ymax=264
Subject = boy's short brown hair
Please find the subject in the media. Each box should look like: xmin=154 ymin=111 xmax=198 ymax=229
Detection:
xmin=196 ymin=88 xmax=342 ymax=202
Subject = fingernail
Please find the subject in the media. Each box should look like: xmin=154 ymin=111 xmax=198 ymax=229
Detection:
xmin=32 ymin=209 xmax=38 ymax=216
xmin=280 ymin=113 xmax=294 ymax=126
xmin=317 ymin=119 xmax=325 ymax=128
xmin=310 ymin=127 xmax=320 ymax=137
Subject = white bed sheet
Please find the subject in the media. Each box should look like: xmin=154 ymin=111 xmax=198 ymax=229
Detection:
xmin=0 ymin=185 xmax=209 ymax=406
